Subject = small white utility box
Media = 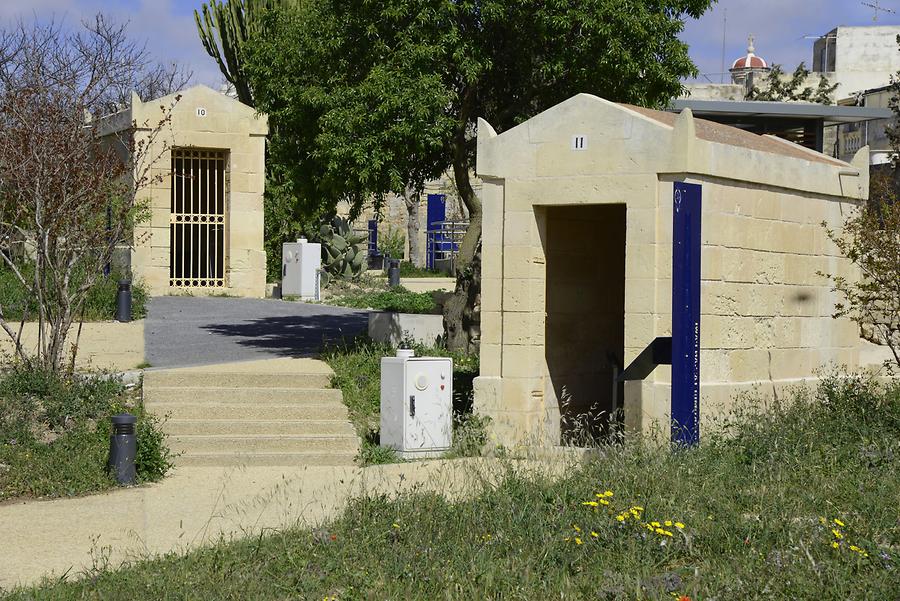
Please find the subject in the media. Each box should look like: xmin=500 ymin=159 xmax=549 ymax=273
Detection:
xmin=380 ymin=349 xmax=452 ymax=459
xmin=281 ymin=238 xmax=320 ymax=300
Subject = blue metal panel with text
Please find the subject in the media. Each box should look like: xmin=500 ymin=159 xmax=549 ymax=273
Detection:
xmin=672 ymin=182 xmax=702 ymax=446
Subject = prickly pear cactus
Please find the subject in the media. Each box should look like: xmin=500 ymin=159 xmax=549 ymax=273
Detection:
xmin=318 ymin=216 xmax=367 ymax=286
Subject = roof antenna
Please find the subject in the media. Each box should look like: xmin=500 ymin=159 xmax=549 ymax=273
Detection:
xmin=719 ymin=8 xmax=728 ymax=83
xmin=861 ymin=0 xmax=896 ymax=22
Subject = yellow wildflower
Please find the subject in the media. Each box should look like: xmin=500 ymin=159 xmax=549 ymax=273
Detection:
xmin=645 ymin=523 xmax=655 ymax=531
xmin=664 ymin=520 xmax=673 ymax=527
xmin=819 ymin=517 xmax=827 ymax=525
xmin=603 ymin=491 xmax=614 ymax=497
xmin=651 ymin=521 xmax=661 ymax=528
xmin=630 ymin=509 xmax=641 ymax=516
xmin=573 ymin=524 xmax=581 ymax=533
xmin=392 ymin=523 xmax=400 ymax=529
xmin=632 ymin=506 xmax=644 ymax=511
xmin=599 ymin=499 xmax=610 ymax=506
xmin=616 ymin=515 xmax=626 ymax=522
xmin=655 ymin=528 xmax=674 ymax=537
xmin=831 ymin=541 xmax=840 ymax=549
xmin=674 ymin=522 xmax=685 ymax=529
xmin=582 ymin=501 xmax=599 ymax=507
xmin=833 ymin=518 xmax=845 ymax=527
xmin=832 ymin=529 xmax=843 ymax=539
xmin=575 ymin=537 xmax=583 ymax=545
xmin=590 ymin=531 xmax=599 ymax=538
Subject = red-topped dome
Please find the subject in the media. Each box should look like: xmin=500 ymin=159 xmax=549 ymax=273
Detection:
xmin=730 ymin=35 xmax=769 ymax=71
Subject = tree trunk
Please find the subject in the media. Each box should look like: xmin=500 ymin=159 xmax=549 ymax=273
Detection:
xmin=404 ymin=187 xmax=423 ymax=268
xmin=443 ymin=116 xmax=483 ymax=354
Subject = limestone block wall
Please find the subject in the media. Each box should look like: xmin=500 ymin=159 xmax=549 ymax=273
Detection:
xmin=624 ymin=177 xmax=860 ymax=434
xmin=473 ymin=94 xmax=868 ymax=447
xmin=102 ymin=86 xmax=268 ymax=298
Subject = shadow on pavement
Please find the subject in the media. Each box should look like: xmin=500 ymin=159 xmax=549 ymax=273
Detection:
xmin=201 ymin=313 xmax=369 ymax=358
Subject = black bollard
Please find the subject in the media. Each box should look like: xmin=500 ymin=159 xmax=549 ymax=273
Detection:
xmin=115 ymin=280 xmax=132 ymax=322
xmin=109 ymin=414 xmax=137 ymax=485
xmin=388 ymin=259 xmax=401 ymax=287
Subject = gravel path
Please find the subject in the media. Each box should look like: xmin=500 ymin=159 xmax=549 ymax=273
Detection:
xmin=144 ymin=296 xmax=368 ymax=368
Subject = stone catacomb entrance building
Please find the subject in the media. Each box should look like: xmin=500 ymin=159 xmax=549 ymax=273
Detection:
xmin=102 ymin=85 xmax=268 ymax=297
xmin=473 ymin=94 xmax=868 ymax=446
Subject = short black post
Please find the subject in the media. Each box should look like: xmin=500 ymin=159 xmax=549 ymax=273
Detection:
xmin=109 ymin=414 xmax=137 ymax=485
xmin=388 ymin=259 xmax=401 ymax=287
xmin=115 ymin=280 xmax=132 ymax=323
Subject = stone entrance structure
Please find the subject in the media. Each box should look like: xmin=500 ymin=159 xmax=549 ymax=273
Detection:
xmin=102 ymin=85 xmax=268 ymax=297
xmin=473 ymin=94 xmax=868 ymax=446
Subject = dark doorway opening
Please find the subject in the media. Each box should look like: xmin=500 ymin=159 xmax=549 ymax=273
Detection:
xmin=545 ymin=204 xmax=626 ymax=444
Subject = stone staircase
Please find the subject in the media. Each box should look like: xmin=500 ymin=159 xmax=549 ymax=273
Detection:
xmin=142 ymin=359 xmax=359 ymax=466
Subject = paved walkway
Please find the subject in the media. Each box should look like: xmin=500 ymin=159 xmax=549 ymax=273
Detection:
xmin=145 ymin=297 xmax=368 ymax=368
xmin=0 ymin=321 xmax=144 ymax=372
xmin=0 ymin=458 xmax=562 ymax=590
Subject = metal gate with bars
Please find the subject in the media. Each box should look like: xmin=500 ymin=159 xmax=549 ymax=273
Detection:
xmin=169 ymin=149 xmax=227 ymax=288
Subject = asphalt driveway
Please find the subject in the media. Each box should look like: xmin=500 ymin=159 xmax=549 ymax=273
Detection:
xmin=144 ymin=296 xmax=368 ymax=368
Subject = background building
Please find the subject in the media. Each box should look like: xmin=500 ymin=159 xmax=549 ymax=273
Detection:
xmin=811 ymin=26 xmax=900 ymax=99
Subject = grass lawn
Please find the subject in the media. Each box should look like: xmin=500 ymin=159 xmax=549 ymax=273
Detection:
xmin=5 ymin=373 xmax=899 ymax=599
xmin=0 ymin=369 xmax=172 ymax=502
xmin=322 ymin=337 xmax=484 ymax=464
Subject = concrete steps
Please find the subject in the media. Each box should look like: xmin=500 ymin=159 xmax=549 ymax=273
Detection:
xmin=143 ymin=371 xmax=332 ymax=389
xmin=169 ymin=434 xmax=359 ymax=454
xmin=143 ymin=361 xmax=358 ymax=467
xmin=146 ymin=403 xmax=346 ymax=421
xmin=164 ymin=419 xmax=355 ymax=436
xmin=144 ymin=386 xmax=343 ymax=404
xmin=174 ymin=451 xmax=357 ymax=467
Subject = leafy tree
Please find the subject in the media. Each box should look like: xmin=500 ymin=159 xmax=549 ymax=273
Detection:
xmin=245 ymin=0 xmax=713 ymax=352
xmin=747 ymin=62 xmax=837 ymax=104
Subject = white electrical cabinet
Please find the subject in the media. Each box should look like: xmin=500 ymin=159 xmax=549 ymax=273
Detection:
xmin=380 ymin=349 xmax=452 ymax=459
xmin=281 ymin=238 xmax=320 ymax=300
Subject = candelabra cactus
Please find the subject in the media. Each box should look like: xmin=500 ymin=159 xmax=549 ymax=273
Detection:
xmin=319 ymin=216 xmax=367 ymax=286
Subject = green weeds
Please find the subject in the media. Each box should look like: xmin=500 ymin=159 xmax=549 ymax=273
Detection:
xmin=0 ymin=368 xmax=172 ymax=501
xmin=326 ymin=288 xmax=437 ymax=314
xmin=5 ymin=373 xmax=900 ymax=598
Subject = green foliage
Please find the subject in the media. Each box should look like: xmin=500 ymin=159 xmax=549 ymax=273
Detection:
xmin=11 ymin=375 xmax=900 ymax=599
xmin=0 ymin=266 xmax=148 ymax=322
xmin=244 ymin=0 xmax=712 ymax=241
xmin=0 ymin=368 xmax=172 ymax=501
xmin=194 ymin=0 xmax=283 ymax=106
xmin=322 ymin=337 xmax=480 ymax=465
xmin=820 ymin=173 xmax=900 ymax=368
xmin=326 ymin=288 xmax=436 ymax=314
xmin=398 ymin=261 xmax=444 ymax=278
xmin=377 ymin=227 xmax=405 ymax=261
xmin=135 ymin=411 xmax=174 ymax=482
xmin=318 ymin=216 xmax=368 ymax=287
xmin=747 ymin=62 xmax=838 ymax=104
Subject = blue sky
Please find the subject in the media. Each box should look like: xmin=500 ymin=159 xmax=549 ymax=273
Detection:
xmin=2 ymin=0 xmax=899 ymax=89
